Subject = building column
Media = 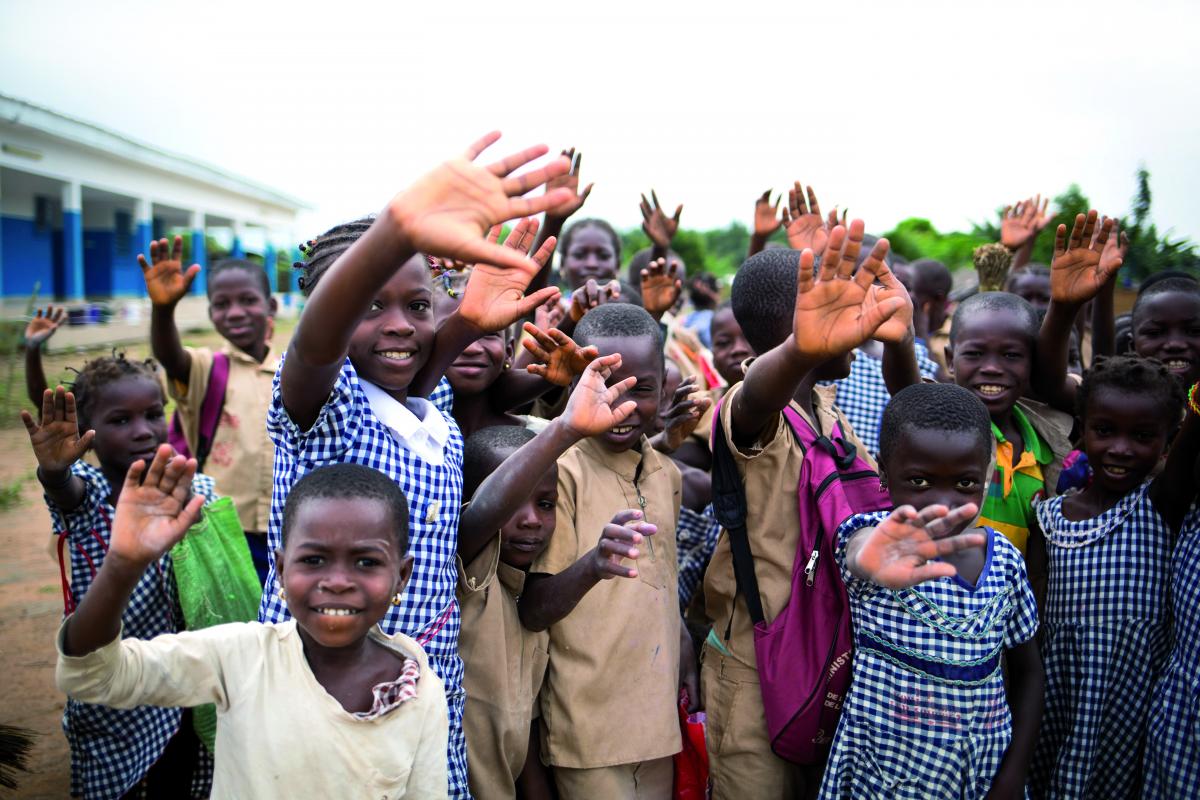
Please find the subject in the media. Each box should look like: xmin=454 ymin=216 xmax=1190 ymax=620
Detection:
xmin=190 ymin=210 xmax=207 ymax=294
xmin=230 ymin=220 xmax=246 ymax=258
xmin=135 ymin=198 xmax=153 ymax=296
xmin=263 ymin=242 xmax=278 ymax=293
xmin=0 ymin=169 xmax=5 ymax=297
xmin=62 ymin=181 xmax=85 ymax=300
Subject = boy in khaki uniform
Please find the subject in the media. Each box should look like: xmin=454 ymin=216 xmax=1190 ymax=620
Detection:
xmin=522 ymin=305 xmax=700 ymax=800
xmin=703 ymin=229 xmax=915 ymax=799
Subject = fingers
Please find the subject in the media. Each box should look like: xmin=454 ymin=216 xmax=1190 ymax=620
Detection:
xmin=171 ymin=235 xmax=184 ymax=263
xmin=1091 ymin=215 xmax=1113 ymax=253
xmin=454 ymin=238 xmax=539 ymax=274
xmin=141 ymin=443 xmax=174 ymax=488
xmin=819 ymin=225 xmax=846 ymax=282
xmin=807 ymin=185 xmax=821 ymax=219
xmin=123 ymin=458 xmax=148 ymax=493
xmin=1079 ymin=209 xmax=1098 ymax=247
xmin=40 ymin=387 xmax=55 ymax=425
xmin=20 ymin=409 xmax=37 ymax=436
xmin=906 ymin=562 xmax=961 ymax=583
xmin=578 ymin=183 xmax=594 ymax=205
xmin=514 ymin=287 xmax=562 ymax=319
xmin=838 ymin=219 xmax=866 ymax=278
xmin=854 ymin=237 xmax=893 ymax=291
xmin=1067 ymin=213 xmax=1087 ymax=250
xmin=609 ymin=509 xmax=645 ymax=527
xmin=179 ymin=494 xmax=207 ymax=531
xmin=158 ymin=451 xmax=192 ymax=497
xmin=463 ymin=131 xmax=503 ymax=161
xmin=1053 ymin=223 xmax=1068 ymax=260
xmin=796 ymin=248 xmax=817 ymax=294
xmin=601 ymin=374 xmax=637 ymax=404
xmin=74 ymin=429 xmax=96 ymax=457
xmin=930 ymin=530 xmax=988 ymax=557
xmin=506 ymin=186 xmax=574 ymax=219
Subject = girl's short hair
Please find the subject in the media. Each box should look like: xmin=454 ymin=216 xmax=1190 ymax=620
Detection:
xmin=282 ymin=463 xmax=409 ymax=552
xmin=70 ymin=352 xmax=162 ymax=431
xmin=1077 ymin=355 xmax=1184 ymax=422
xmin=560 ymin=218 xmax=621 ymax=266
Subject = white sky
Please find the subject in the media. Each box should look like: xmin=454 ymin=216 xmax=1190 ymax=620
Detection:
xmin=3 ymin=0 xmax=1199 ymax=246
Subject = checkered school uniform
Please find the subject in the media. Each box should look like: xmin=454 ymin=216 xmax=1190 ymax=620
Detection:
xmin=1030 ymin=481 xmax=1172 ymax=799
xmin=820 ymin=511 xmax=1039 ymax=799
xmin=258 ymin=360 xmax=470 ymax=797
xmin=676 ymin=503 xmax=720 ymax=611
xmin=822 ymin=341 xmax=940 ymax=456
xmin=1144 ymin=505 xmax=1200 ymax=798
xmin=47 ymin=462 xmax=216 ymax=799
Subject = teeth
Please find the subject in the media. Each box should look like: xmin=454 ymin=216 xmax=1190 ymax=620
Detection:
xmin=1166 ymin=360 xmax=1190 ymax=370
xmin=977 ymin=385 xmax=1005 ymax=396
xmin=611 ymin=425 xmax=635 ymax=434
xmin=379 ymin=351 xmax=413 ymax=361
xmin=315 ymin=608 xmax=360 ymax=616
xmin=1106 ymin=466 xmax=1128 ymax=475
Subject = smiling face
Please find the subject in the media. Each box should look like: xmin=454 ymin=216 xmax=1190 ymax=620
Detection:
xmin=497 ymin=455 xmax=559 ymax=570
xmin=1081 ymin=386 xmax=1170 ymax=495
xmin=948 ymin=308 xmax=1034 ymax=420
xmin=881 ymin=427 xmax=989 ymax=539
xmin=1133 ymin=290 xmax=1200 ymax=387
xmin=89 ymin=376 xmax=170 ymax=475
xmin=710 ymin=306 xmax=753 ymax=385
xmin=583 ymin=334 xmax=664 ymax=452
xmin=348 ymin=256 xmax=435 ymax=400
xmin=276 ymin=496 xmax=413 ymax=651
xmin=433 ymin=286 xmax=512 ymax=395
xmin=207 ymin=267 xmax=274 ymax=356
xmin=562 ymin=225 xmax=619 ymax=290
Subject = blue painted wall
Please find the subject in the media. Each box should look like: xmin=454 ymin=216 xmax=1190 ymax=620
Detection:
xmin=83 ymin=229 xmax=114 ymax=296
xmin=191 ymin=228 xmax=207 ymax=294
xmin=1 ymin=215 xmax=57 ymax=297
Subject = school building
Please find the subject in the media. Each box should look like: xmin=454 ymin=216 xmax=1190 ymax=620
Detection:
xmin=0 ymin=93 xmax=307 ymax=302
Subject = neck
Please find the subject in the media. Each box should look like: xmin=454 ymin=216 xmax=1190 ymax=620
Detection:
xmin=100 ymin=461 xmax=129 ymax=504
xmin=451 ymin=390 xmax=519 ymax=439
xmin=792 ymin=371 xmax=820 ymax=419
xmin=238 ymin=339 xmax=269 ymax=364
xmin=297 ymin=625 xmax=376 ymax=676
xmin=1077 ymin=475 xmax=1138 ymax=515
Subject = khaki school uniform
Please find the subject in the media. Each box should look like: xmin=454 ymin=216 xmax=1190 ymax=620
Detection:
xmin=533 ymin=436 xmax=683 ymax=799
xmin=169 ymin=344 xmax=278 ymax=533
xmin=457 ymin=535 xmax=549 ymax=800
xmin=701 ymin=382 xmax=872 ymax=800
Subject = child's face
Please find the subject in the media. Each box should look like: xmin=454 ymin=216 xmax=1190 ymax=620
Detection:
xmin=947 ymin=308 xmax=1033 ymax=420
xmin=1133 ymin=291 xmax=1200 ymax=387
xmin=498 ymin=458 xmax=558 ymax=570
xmin=208 ymin=268 xmax=274 ymax=353
xmin=562 ymin=226 xmax=619 ymax=290
xmin=90 ymin=376 xmax=169 ymax=475
xmin=584 ymin=335 xmax=664 ymax=452
xmin=1009 ymin=272 xmax=1051 ymax=314
xmin=710 ymin=306 xmax=752 ymax=385
xmin=276 ymin=496 xmax=413 ymax=651
xmin=1082 ymin=387 xmax=1170 ymax=494
xmin=882 ymin=427 xmax=988 ymax=539
xmin=348 ymin=256 xmax=435 ymax=397
xmin=432 ymin=287 xmax=512 ymax=395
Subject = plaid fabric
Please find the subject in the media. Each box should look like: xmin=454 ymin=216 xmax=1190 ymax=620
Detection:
xmin=677 ymin=504 xmax=720 ymax=611
xmin=979 ymin=406 xmax=1050 ymax=554
xmin=821 ymin=511 xmax=1039 ymax=799
xmin=353 ymin=657 xmax=422 ymax=720
xmin=1031 ymin=482 xmax=1173 ymax=799
xmin=47 ymin=461 xmax=217 ymax=799
xmin=822 ymin=342 xmax=940 ymax=456
xmin=259 ymin=359 xmax=470 ymax=796
xmin=1144 ymin=506 xmax=1200 ymax=798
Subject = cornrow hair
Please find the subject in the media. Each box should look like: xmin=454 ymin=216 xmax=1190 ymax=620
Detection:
xmin=294 ymin=216 xmax=375 ymax=296
xmin=879 ymin=383 xmax=993 ymax=466
xmin=207 ymin=258 xmax=271 ymax=300
xmin=69 ymin=350 xmax=162 ymax=431
xmin=1077 ymin=354 xmax=1185 ymax=422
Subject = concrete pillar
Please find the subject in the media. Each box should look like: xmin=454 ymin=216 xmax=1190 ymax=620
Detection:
xmin=263 ymin=242 xmax=278 ymax=293
xmin=135 ymin=198 xmax=152 ymax=296
xmin=190 ymin=209 xmax=207 ymax=294
xmin=230 ymin=220 xmax=246 ymax=258
xmin=0 ymin=169 xmax=5 ymax=296
xmin=61 ymin=181 xmax=85 ymax=300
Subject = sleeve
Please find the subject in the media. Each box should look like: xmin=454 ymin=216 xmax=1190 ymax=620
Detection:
xmin=405 ymin=668 xmax=450 ymax=799
xmin=717 ymin=382 xmax=788 ymax=465
xmin=676 ymin=505 xmax=721 ymax=611
xmin=266 ymin=356 xmax=359 ymax=459
xmin=914 ymin=341 xmax=940 ymax=382
xmin=530 ymin=455 xmax=580 ymax=575
xmin=167 ymin=346 xmax=214 ymax=456
xmin=428 ymin=377 xmax=454 ymax=415
xmin=835 ymin=510 xmax=891 ymax=595
xmin=457 ymin=533 xmax=500 ymax=594
xmin=45 ymin=464 xmax=108 ymax=543
xmin=1003 ymin=538 xmax=1040 ymax=648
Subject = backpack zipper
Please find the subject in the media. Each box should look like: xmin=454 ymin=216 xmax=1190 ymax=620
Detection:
xmin=806 ymin=470 xmax=877 ymax=586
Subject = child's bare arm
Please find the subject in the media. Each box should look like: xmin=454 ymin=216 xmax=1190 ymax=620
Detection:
xmin=1150 ymin=399 xmax=1200 ymax=532
xmin=62 ymin=446 xmax=204 ymax=656
xmin=529 ymin=148 xmax=592 ymax=295
xmin=22 ymin=387 xmax=94 ymax=512
xmin=872 ymin=263 xmax=923 ymax=395
xmin=987 ymin=639 xmax=1044 ymax=800
xmin=140 ymin=236 xmax=199 ymax=386
xmin=1089 ymin=221 xmax=1128 ymax=363
xmin=518 ymin=510 xmax=654 ymax=632
xmin=748 ymin=190 xmax=781 ymax=257
xmin=640 ymin=190 xmax=682 ymax=261
xmin=24 ymin=305 xmax=65 ymax=409
xmin=844 ymin=504 xmax=984 ymax=589
xmin=458 ymin=355 xmax=636 ymax=563
xmin=281 ymin=134 xmax=571 ymax=429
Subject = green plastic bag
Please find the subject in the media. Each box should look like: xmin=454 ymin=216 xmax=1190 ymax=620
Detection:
xmin=170 ymin=497 xmax=261 ymax=752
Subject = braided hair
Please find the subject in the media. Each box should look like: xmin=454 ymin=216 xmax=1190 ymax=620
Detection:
xmin=70 ymin=351 xmax=162 ymax=431
xmin=294 ymin=216 xmax=374 ymax=296
xmin=1077 ymin=354 xmax=1184 ymax=422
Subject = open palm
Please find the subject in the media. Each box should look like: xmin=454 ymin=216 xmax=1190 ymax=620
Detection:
xmin=561 ymin=355 xmax=637 ymax=438
xmin=782 ymin=182 xmax=831 ymax=255
xmin=1051 ymin=211 xmax=1118 ymax=305
xmin=852 ymin=504 xmax=983 ymax=589
xmin=21 ymin=387 xmax=94 ymax=473
xmin=640 ymin=190 xmax=682 ymax=250
xmin=458 ymin=218 xmax=561 ymax=332
xmin=640 ymin=258 xmax=683 ymax=317
xmin=139 ymin=236 xmax=200 ymax=306
xmin=543 ymin=148 xmax=593 ymax=220
xmin=753 ymin=190 xmax=782 ymax=238
xmin=25 ymin=305 xmax=66 ymax=346
xmin=522 ymin=323 xmax=598 ymax=387
xmin=111 ymin=446 xmax=205 ymax=565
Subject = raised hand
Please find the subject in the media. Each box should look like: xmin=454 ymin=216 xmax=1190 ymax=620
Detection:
xmin=386 ymin=132 xmax=573 ymax=272
xmin=782 ymin=182 xmax=832 ymax=256
xmin=139 ymin=236 xmax=200 ymax=307
xmin=753 ymin=190 xmax=782 ymax=238
xmin=1000 ymin=195 xmax=1051 ymax=251
xmin=640 ymin=189 xmax=682 ymax=251
xmin=21 ymin=387 xmax=96 ymax=474
xmin=534 ymin=294 xmax=566 ymax=331
xmin=25 ymin=305 xmax=66 ymax=348
xmin=790 ymin=220 xmax=907 ymax=360
xmin=457 ymin=218 xmax=562 ymax=333
xmin=849 ymin=503 xmax=985 ymax=589
xmin=640 ymin=257 xmax=683 ymax=318
xmin=561 ymin=354 xmax=638 ymax=438
xmin=522 ymin=322 xmax=599 ymax=386
xmin=656 ymin=375 xmax=713 ymax=452
xmin=1050 ymin=210 xmax=1120 ymax=305
xmin=868 ymin=259 xmax=915 ymax=344
xmin=590 ymin=509 xmax=657 ymax=580
xmin=110 ymin=445 xmax=205 ymax=567
xmin=1095 ymin=216 xmax=1129 ymax=284
xmin=542 ymin=148 xmax=593 ymax=221
xmin=568 ymin=278 xmax=621 ymax=323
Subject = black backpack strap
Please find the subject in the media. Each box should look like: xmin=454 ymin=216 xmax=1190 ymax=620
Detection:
xmin=711 ymin=415 xmax=766 ymax=626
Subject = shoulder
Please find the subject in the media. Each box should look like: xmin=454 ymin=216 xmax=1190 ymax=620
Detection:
xmin=1015 ymin=398 xmax=1073 ymax=459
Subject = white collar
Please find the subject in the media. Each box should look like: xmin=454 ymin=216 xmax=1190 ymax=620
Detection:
xmin=358 ymin=379 xmax=449 ymax=466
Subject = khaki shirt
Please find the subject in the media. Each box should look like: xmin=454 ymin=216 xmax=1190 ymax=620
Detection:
xmin=169 ymin=344 xmax=278 ymax=532
xmin=457 ymin=536 xmax=549 ymax=800
xmin=533 ymin=436 xmax=683 ymax=769
xmin=703 ymin=382 xmax=872 ymax=670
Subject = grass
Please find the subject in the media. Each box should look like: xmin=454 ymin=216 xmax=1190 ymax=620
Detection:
xmin=0 ymin=470 xmax=32 ymax=511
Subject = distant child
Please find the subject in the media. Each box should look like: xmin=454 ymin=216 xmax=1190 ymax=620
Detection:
xmin=23 ymin=304 xmax=66 ymax=410
xmin=823 ymin=382 xmax=1043 ymax=799
xmin=259 ymin=132 xmax=572 ymax=798
xmin=1129 ymin=274 xmax=1200 ymax=389
xmin=455 ymin=354 xmax=653 ymax=799
xmin=141 ymin=241 xmax=278 ymax=576
xmin=56 ymin=453 xmax=450 ymax=798
xmin=22 ymin=358 xmax=217 ymax=798
xmin=557 ymin=217 xmax=621 ymax=290
xmin=520 ymin=303 xmax=695 ymax=799
xmin=1007 ymin=264 xmax=1051 ymax=313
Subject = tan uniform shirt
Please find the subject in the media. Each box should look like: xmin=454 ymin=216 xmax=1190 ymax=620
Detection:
xmin=703 ymin=382 xmax=873 ymax=670
xmin=534 ymin=436 xmax=683 ymax=769
xmin=458 ymin=536 xmax=550 ymax=799
xmin=169 ymin=344 xmax=278 ymax=532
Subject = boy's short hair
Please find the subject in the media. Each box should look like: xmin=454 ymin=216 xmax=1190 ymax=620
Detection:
xmin=879 ymin=383 xmax=993 ymax=465
xmin=1077 ymin=355 xmax=1184 ymax=421
xmin=574 ymin=303 xmax=665 ymax=356
xmin=949 ymin=291 xmax=1040 ymax=346
xmin=207 ymin=258 xmax=272 ymax=300
xmin=910 ymin=259 xmax=952 ymax=297
xmin=1132 ymin=275 xmax=1200 ymax=323
xmin=730 ymin=248 xmax=802 ymax=355
xmin=463 ymin=426 xmax=537 ymax=499
xmin=282 ymin=463 xmax=409 ymax=552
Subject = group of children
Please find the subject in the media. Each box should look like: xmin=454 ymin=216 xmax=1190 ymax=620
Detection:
xmin=22 ymin=135 xmax=1200 ymax=799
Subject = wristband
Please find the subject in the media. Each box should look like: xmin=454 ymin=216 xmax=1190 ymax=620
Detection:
xmin=37 ymin=466 xmax=73 ymax=490
xmin=1189 ymin=382 xmax=1200 ymax=417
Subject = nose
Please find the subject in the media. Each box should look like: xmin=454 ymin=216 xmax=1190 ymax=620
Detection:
xmin=130 ymin=416 xmax=156 ymax=441
xmin=978 ymin=355 xmax=1005 ymax=376
xmin=1108 ymin=436 xmax=1134 ymax=459
xmin=317 ymin=567 xmax=354 ymax=594
xmin=460 ymin=338 xmax=486 ymax=357
xmin=379 ymin=307 xmax=416 ymax=338
xmin=514 ymin=503 xmax=542 ymax=529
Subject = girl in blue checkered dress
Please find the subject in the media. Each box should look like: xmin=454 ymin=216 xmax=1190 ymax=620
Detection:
xmin=823 ymin=383 xmax=1044 ymax=799
xmin=1029 ymin=357 xmax=1199 ymax=799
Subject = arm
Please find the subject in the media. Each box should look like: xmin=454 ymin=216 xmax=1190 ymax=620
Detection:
xmin=747 ymin=190 xmax=782 ymax=257
xmin=1149 ymin=397 xmax=1200 ymax=533
xmin=529 ymin=148 xmax=592 ymax=294
xmin=23 ymin=305 xmax=64 ymax=409
xmin=640 ymin=257 xmax=683 ymax=323
xmin=843 ymin=504 xmax=984 ymax=589
xmin=640 ymin=190 xmax=682 ymax=261
xmin=21 ymin=387 xmax=94 ymax=512
xmin=1089 ymin=222 xmax=1128 ymax=362
xmin=986 ymin=640 xmax=1044 ymax=799
xmin=139 ymin=236 xmax=199 ymax=385
xmin=1000 ymin=195 xmax=1051 ymax=272
xmin=871 ymin=261 xmax=921 ymax=395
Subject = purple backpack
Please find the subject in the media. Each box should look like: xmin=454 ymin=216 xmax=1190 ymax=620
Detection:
xmin=712 ymin=402 xmax=891 ymax=764
xmin=167 ymin=352 xmax=230 ymax=471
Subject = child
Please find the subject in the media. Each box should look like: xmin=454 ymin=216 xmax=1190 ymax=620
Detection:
xmin=23 ymin=304 xmax=65 ymax=410
xmin=56 ymin=452 xmax=450 ymax=798
xmin=259 ymin=132 xmax=572 ymax=798
xmin=704 ymin=224 xmax=913 ymax=797
xmin=1129 ymin=274 xmax=1200 ymax=389
xmin=520 ymin=303 xmax=696 ymax=799
xmin=1029 ymin=356 xmax=1197 ymax=799
xmin=1007 ymin=264 xmax=1051 ymax=313
xmin=557 ymin=218 xmax=621 ymax=290
xmin=823 ymin=382 xmax=1043 ymax=799
xmin=455 ymin=354 xmax=654 ymax=798
xmin=141 ymin=242 xmax=278 ymax=576
xmin=22 ymin=358 xmax=217 ymax=799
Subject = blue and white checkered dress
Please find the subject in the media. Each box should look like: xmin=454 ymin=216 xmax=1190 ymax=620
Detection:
xmin=1030 ymin=481 xmax=1172 ymax=800
xmin=259 ymin=359 xmax=471 ymax=797
xmin=1142 ymin=505 xmax=1200 ymax=798
xmin=820 ymin=511 xmax=1039 ymax=799
xmin=48 ymin=461 xmax=216 ymax=800
xmin=676 ymin=503 xmax=721 ymax=611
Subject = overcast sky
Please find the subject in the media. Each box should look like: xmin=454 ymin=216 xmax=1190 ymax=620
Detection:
xmin=3 ymin=0 xmax=1198 ymax=246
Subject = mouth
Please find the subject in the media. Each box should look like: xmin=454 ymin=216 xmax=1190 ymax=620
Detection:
xmin=312 ymin=607 xmax=362 ymax=617
xmin=1163 ymin=358 xmax=1192 ymax=373
xmin=376 ymin=349 xmax=416 ymax=363
xmin=1098 ymin=463 xmax=1135 ymax=480
xmin=974 ymin=384 xmax=1008 ymax=398
xmin=610 ymin=424 xmax=637 ymax=435
xmin=506 ymin=538 xmax=545 ymax=553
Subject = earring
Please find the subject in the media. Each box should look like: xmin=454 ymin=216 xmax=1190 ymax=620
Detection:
xmin=391 ymin=593 xmax=403 ymax=606
xmin=503 ymin=359 xmax=512 ymax=370
xmin=878 ymin=478 xmax=888 ymax=491
xmin=278 ymin=588 xmax=287 ymax=601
